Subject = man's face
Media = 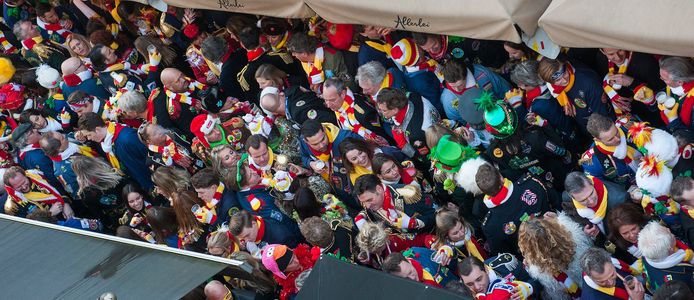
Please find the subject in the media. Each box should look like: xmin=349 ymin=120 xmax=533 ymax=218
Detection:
xmin=596 ymin=125 xmax=621 ymax=147
xmin=377 ymin=102 xmax=399 ymax=119
xmin=571 ymin=184 xmax=599 ymax=208
xmin=291 ymin=51 xmax=312 ymax=63
xmin=52 ymin=131 xmax=69 ymax=151
xmin=84 ymin=127 xmax=106 ymax=143
xmin=419 ymin=36 xmax=442 ymax=55
xmin=20 ymin=21 xmax=39 ymax=39
xmin=504 ymin=44 xmax=525 ymax=60
xmin=41 ymin=9 xmax=60 ymax=24
xmin=248 ymin=143 xmax=270 ymax=167
xmin=461 ymin=265 xmax=490 ymax=295
xmin=237 ymin=223 xmax=258 ymax=243
xmin=9 ymin=173 xmax=31 ymax=193
xmin=304 ymin=130 xmax=329 ymax=153
xmin=447 ymin=79 xmax=467 ymax=93
xmin=168 ymin=72 xmax=189 ymax=93
xmin=100 ymin=46 xmax=118 ymax=65
xmin=680 ymin=185 xmax=694 ymax=207
xmin=75 ymin=101 xmax=94 ymax=117
xmin=359 ymin=79 xmax=379 ymax=97
xmin=205 ymin=127 xmax=223 ymax=143
xmin=357 ymin=186 xmax=385 ymax=210
xmin=285 ymin=254 xmax=301 ymax=273
xmin=243 ymin=165 xmax=262 ymax=187
xmin=378 ymin=160 xmax=401 ymax=182
xmin=553 ymin=65 xmax=571 ymax=87
xmin=360 ymin=26 xmax=381 ymax=39
xmin=601 ymin=48 xmax=627 ymax=65
xmin=145 ymin=126 xmax=167 ymax=146
xmin=393 ymin=260 xmax=419 ymax=282
xmin=589 ymin=263 xmax=617 ymax=288
xmin=322 ymin=86 xmax=346 ymax=111
xmin=660 ymin=69 xmax=682 ymax=89
xmin=25 ymin=128 xmax=42 ymax=145
xmin=195 ymin=185 xmax=218 ymax=202
xmin=266 ymin=35 xmax=283 ymax=47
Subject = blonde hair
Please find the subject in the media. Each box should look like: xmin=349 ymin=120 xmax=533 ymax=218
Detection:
xmin=207 ymin=227 xmax=240 ymax=256
xmin=254 ymin=63 xmax=287 ymax=88
xmin=434 ymin=208 xmax=472 ymax=248
xmin=425 ymin=123 xmax=464 ymax=150
xmin=518 ymin=218 xmax=576 ymax=274
xmin=356 ymin=221 xmax=389 ymax=254
xmin=71 ymin=155 xmax=122 ymax=195
xmin=65 ymin=33 xmax=92 ymax=58
xmin=152 ymin=166 xmax=190 ymax=198
xmin=210 ymin=144 xmax=235 ymax=172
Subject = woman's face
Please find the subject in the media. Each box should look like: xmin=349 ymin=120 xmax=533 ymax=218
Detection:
xmin=218 ymin=148 xmax=240 ymax=168
xmin=127 ymin=192 xmax=145 ymax=211
xmin=619 ymin=223 xmax=641 ymax=245
xmin=256 ymin=77 xmax=276 ymax=89
xmin=346 ymin=149 xmax=370 ymax=168
xmin=447 ymin=221 xmax=467 ymax=242
xmin=100 ymin=46 xmax=118 ymax=65
xmin=29 ymin=115 xmax=47 ymax=129
xmin=69 ymin=39 xmax=90 ymax=57
xmin=503 ymin=44 xmax=525 ymax=60
xmin=378 ymin=160 xmax=401 ymax=182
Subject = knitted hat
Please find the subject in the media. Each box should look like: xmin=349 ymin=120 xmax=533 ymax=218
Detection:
xmin=390 ymin=38 xmax=420 ymax=67
xmin=0 ymin=57 xmax=15 ymax=85
xmin=190 ymin=114 xmax=219 ymax=148
xmin=11 ymin=123 xmax=32 ymax=143
xmin=476 ymin=91 xmax=517 ymax=139
xmin=429 ymin=135 xmax=478 ymax=173
xmin=325 ymin=22 xmax=353 ymax=51
xmin=261 ymin=244 xmax=294 ymax=279
xmin=35 ymin=64 xmax=61 ymax=89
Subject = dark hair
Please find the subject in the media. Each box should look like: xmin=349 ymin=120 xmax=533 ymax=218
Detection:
xmin=353 ymin=174 xmax=381 ymax=197
xmin=564 ymin=172 xmax=593 ymax=196
xmin=67 ymin=90 xmax=94 ymax=105
xmin=293 ymin=187 xmax=322 ymax=221
xmin=146 ymin=207 xmax=179 ymax=244
xmin=78 ymin=112 xmax=106 ymax=131
xmin=229 ymin=210 xmax=254 ymax=235
xmin=382 ymin=252 xmax=408 ymax=274
xmin=339 ymin=138 xmax=375 ymax=174
xmin=475 ymin=164 xmax=502 ymax=196
xmin=201 ymin=36 xmax=228 ymax=63
xmin=121 ymin=183 xmax=148 ymax=212
xmin=39 ymin=132 xmax=61 ymax=157
xmin=88 ymin=44 xmax=109 ymax=71
xmin=260 ymin=18 xmax=288 ymax=36
xmin=116 ymin=225 xmax=146 ymax=241
xmin=671 ymin=176 xmax=694 ymax=202
xmin=458 ymin=256 xmax=486 ymax=276
xmin=372 ymin=153 xmax=398 ymax=176
xmin=442 ymin=59 xmax=468 ymax=83
xmin=286 ymin=32 xmax=318 ymax=54
xmin=238 ymin=26 xmax=261 ymax=49
xmin=586 ymin=113 xmax=615 ymax=138
xmin=410 ymin=32 xmax=436 ymax=46
xmin=191 ymin=168 xmax=221 ymax=189
xmin=35 ymin=2 xmax=53 ymax=17
xmin=85 ymin=19 xmax=106 ymax=35
xmin=606 ymin=202 xmax=650 ymax=250
xmin=300 ymin=216 xmax=333 ymax=248
xmin=376 ymin=88 xmax=408 ymax=110
xmin=245 ymin=134 xmax=269 ymax=152
xmin=18 ymin=108 xmax=49 ymax=124
xmin=26 ymin=209 xmax=58 ymax=224
xmin=301 ymin=119 xmax=324 ymax=139
xmin=653 ymin=280 xmax=694 ymax=300
xmin=503 ymin=41 xmax=537 ymax=60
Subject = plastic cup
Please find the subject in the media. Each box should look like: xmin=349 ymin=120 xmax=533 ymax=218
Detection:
xmin=147 ymin=44 xmax=157 ymax=55
xmin=624 ymin=275 xmax=636 ymax=290
xmin=665 ymin=97 xmax=676 ymax=109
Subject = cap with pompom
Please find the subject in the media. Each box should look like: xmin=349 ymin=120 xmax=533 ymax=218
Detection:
xmin=390 ymin=38 xmax=420 ymax=67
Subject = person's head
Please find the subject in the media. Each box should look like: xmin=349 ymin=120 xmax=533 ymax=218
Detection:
xmin=436 ymin=209 xmax=472 ymax=244
xmin=671 ymin=176 xmax=694 ymax=207
xmin=245 ymin=135 xmax=271 ymax=167
xmin=653 ymin=280 xmax=694 ymax=300
xmin=255 ymin=64 xmax=287 ymax=89
xmin=425 ymin=123 xmax=463 ymax=150
xmin=300 ymin=216 xmax=334 ymax=248
xmin=207 ymin=228 xmax=240 ymax=258
xmin=201 ymin=36 xmax=228 ymax=64
xmin=67 ymin=91 xmax=97 ymax=117
xmin=88 ymin=44 xmax=118 ymax=71
xmin=286 ymin=32 xmax=318 ymax=63
xmin=382 ymin=252 xmax=418 ymax=281
xmin=229 ymin=210 xmax=259 ymax=242
xmin=260 ymin=18 xmax=288 ymax=46
xmin=580 ymin=248 xmax=618 ymax=288
xmin=118 ymin=91 xmax=148 ymax=119
xmin=136 ymin=122 xmax=169 ymax=146
xmin=146 ymin=206 xmax=179 ymax=243
xmin=259 ymin=87 xmax=285 ymax=116
xmin=458 ymin=257 xmax=490 ymax=295
xmin=261 ymin=244 xmax=301 ymax=279
xmin=293 ymin=187 xmax=322 ymax=221
xmin=226 ymin=156 xmax=262 ymax=192
xmin=659 ymin=57 xmax=694 ymax=89
xmin=301 ymin=120 xmax=329 ymax=153
xmin=19 ymin=109 xmax=49 ymax=130
xmin=376 ymin=88 xmax=408 ymax=119
xmin=122 ymin=183 xmax=148 ymax=212
xmin=510 ymin=60 xmax=545 ymax=90
xmin=71 ymin=155 xmax=122 ymax=194
xmin=475 ymin=164 xmax=503 ymax=196
xmin=322 ymin=78 xmax=348 ymax=111
xmin=237 ymin=26 xmax=261 ymax=50
xmin=356 ymin=61 xmax=386 ymax=96
xmin=3 ymin=166 xmax=30 ymax=193
xmin=353 ymin=174 xmax=384 ymax=210
xmin=12 ymin=20 xmax=39 ymax=40
xmin=607 ymin=203 xmax=649 ymax=247
xmin=66 ymin=34 xmax=92 ymax=58
xmin=564 ymin=172 xmax=599 ymax=208
xmin=36 ymin=3 xmax=58 ymax=24
xmin=411 ymin=32 xmax=442 ymax=55
xmin=442 ymin=59 xmax=470 ymax=92
xmin=12 ymin=123 xmax=41 ymax=149
xmin=372 ymin=153 xmax=401 ymax=183
xmin=587 ymin=113 xmax=620 ymax=146
xmin=210 ymin=144 xmax=241 ymax=170
xmin=78 ymin=112 xmax=107 ymax=143
xmin=26 ymin=208 xmax=58 ymax=224
xmin=191 ymin=168 xmax=221 ymax=203
xmin=61 ymin=57 xmax=89 ymax=78
xmin=339 ymin=138 xmax=374 ymax=173
xmin=39 ymin=131 xmax=68 ymax=158
xmin=151 ymin=166 xmax=191 ymax=199
xmin=599 ymin=48 xmax=629 ymax=65
xmin=503 ymin=42 xmax=530 ymax=61
xmin=357 ymin=25 xmax=384 ymax=39
xmin=356 ymin=221 xmax=388 ymax=254
xmin=538 ymin=58 xmax=570 ymax=86
xmin=518 ymin=217 xmax=576 ymax=274
xmin=134 ymin=35 xmax=176 ymax=66
xmin=638 ymin=221 xmax=676 ymax=261
xmin=160 ymin=68 xmax=188 ymax=93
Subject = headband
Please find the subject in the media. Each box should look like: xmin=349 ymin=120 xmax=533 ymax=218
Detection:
xmin=236 ymin=153 xmax=248 ymax=190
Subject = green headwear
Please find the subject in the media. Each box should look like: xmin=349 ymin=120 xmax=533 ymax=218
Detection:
xmin=429 ymin=135 xmax=478 ymax=173
xmin=475 ymin=91 xmax=517 ymax=139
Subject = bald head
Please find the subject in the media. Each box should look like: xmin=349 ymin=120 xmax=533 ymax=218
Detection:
xmin=160 ymin=68 xmax=185 ymax=92
xmin=61 ymin=57 xmax=83 ymax=75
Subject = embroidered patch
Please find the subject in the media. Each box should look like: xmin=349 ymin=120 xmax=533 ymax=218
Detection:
xmin=521 ymin=189 xmax=538 ymax=205
xmin=296 ymin=100 xmax=305 ymax=107
xmin=451 ymin=47 xmax=464 ymax=59
xmin=573 ymin=98 xmax=587 ymax=108
xmin=493 ymin=148 xmax=503 ymax=158
xmin=307 ymin=109 xmax=317 ymax=119
xmin=451 ymin=99 xmax=459 ymax=109
xmin=503 ymin=222 xmax=517 ymax=235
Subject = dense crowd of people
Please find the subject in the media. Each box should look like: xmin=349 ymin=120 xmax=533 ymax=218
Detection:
xmin=3 ymin=0 xmax=694 ymax=299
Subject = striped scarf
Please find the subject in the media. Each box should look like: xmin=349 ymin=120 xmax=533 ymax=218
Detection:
xmin=602 ymin=53 xmax=632 ymax=116
xmin=582 ymin=273 xmax=628 ymax=299
xmin=483 ymin=178 xmax=514 ymax=208
xmin=301 ymin=46 xmax=325 ymax=85
xmin=21 ymin=36 xmax=44 ymax=51
xmin=547 ymin=63 xmax=576 ymax=108
xmin=165 ymin=80 xmax=205 ymax=118
xmin=5 ymin=170 xmax=64 ymax=207
xmin=554 ymin=270 xmax=581 ymax=299
xmin=594 ymin=127 xmax=640 ymax=166
xmin=18 ymin=143 xmax=41 ymax=160
xmin=682 ymin=205 xmax=694 ymax=220
xmin=523 ymin=85 xmax=547 ymax=109
xmin=101 ymin=122 xmax=125 ymax=170
xmin=390 ymin=103 xmax=410 ymax=148
xmin=148 ymin=136 xmax=183 ymax=166
xmin=380 ymin=184 xmax=417 ymax=230
xmin=572 ymin=176 xmax=608 ymax=225
xmin=49 ymin=142 xmax=97 ymax=162
xmin=409 ymin=258 xmax=441 ymax=288
xmin=0 ymin=32 xmax=17 ymax=54
xmin=193 ymin=182 xmax=225 ymax=224
xmin=336 ymin=89 xmax=379 ymax=141
xmin=36 ymin=17 xmax=71 ymax=41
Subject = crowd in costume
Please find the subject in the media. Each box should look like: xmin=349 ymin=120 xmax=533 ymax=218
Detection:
xmin=4 ymin=1 xmax=694 ymax=299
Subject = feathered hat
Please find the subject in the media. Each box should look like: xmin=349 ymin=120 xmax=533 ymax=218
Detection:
xmin=476 ymin=91 xmax=518 ymax=139
xmin=635 ymin=154 xmax=672 ymax=198
xmin=35 ymin=64 xmax=61 ymax=89
xmin=628 ymin=122 xmax=679 ymax=167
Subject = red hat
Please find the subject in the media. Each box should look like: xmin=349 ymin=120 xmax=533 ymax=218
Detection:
xmin=190 ymin=114 xmax=218 ymax=148
xmin=325 ymin=22 xmax=353 ymax=51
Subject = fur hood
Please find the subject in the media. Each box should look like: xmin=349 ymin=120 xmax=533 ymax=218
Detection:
xmin=454 ymin=156 xmax=487 ymax=195
xmin=525 ymin=213 xmax=593 ymax=300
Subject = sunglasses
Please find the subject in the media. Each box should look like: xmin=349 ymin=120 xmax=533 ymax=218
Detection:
xmin=550 ymin=64 xmax=567 ymax=82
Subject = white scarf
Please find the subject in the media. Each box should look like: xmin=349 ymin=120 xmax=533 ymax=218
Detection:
xmin=56 ymin=143 xmax=81 ymax=161
xmin=39 ymin=117 xmax=63 ymax=133
xmin=612 ymin=132 xmax=640 ymax=172
xmin=647 ymin=249 xmax=693 ymax=269
xmin=101 ymin=127 xmax=116 ymax=154
xmin=671 ymin=85 xmax=686 ymax=97
xmin=627 ymin=245 xmax=642 ymax=258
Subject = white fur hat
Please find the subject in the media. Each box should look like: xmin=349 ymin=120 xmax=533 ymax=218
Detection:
xmin=454 ymin=156 xmax=487 ymax=195
xmin=35 ymin=64 xmax=61 ymax=89
xmin=635 ymin=155 xmax=672 ymax=198
xmin=628 ymin=122 xmax=679 ymax=167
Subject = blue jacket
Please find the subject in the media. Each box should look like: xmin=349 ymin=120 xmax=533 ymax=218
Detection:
xmin=566 ymin=63 xmax=615 ymax=131
xmin=113 ymin=127 xmax=153 ymax=190
xmin=440 ymin=64 xmax=511 ymax=122
xmin=409 ymin=247 xmax=459 ymax=287
xmin=234 ymin=187 xmax=290 ymax=222
xmin=581 ymin=142 xmax=636 ymax=187
xmin=61 ymin=78 xmax=111 ymax=103
xmin=19 ymin=149 xmax=65 ymax=195
xmin=211 ymin=188 xmax=238 ymax=228
xmin=402 ymin=69 xmax=443 ymax=113
xmin=52 ymin=159 xmax=80 ymax=200
xmin=258 ymin=216 xmax=304 ymax=249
